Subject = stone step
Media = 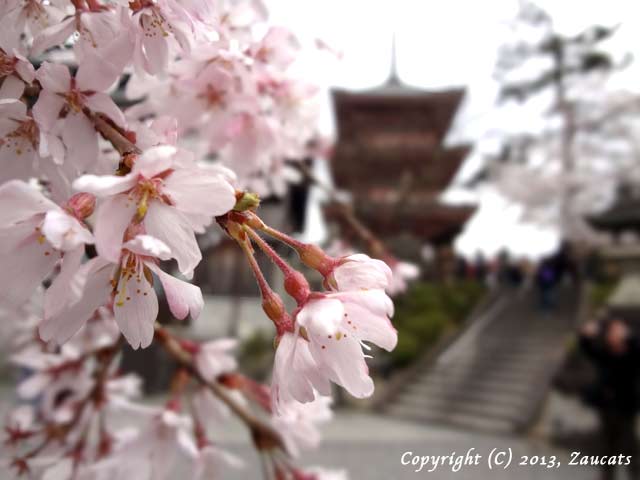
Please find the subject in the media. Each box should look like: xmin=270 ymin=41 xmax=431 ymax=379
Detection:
xmin=409 ymin=371 xmax=544 ymax=396
xmin=398 ymin=382 xmax=533 ymax=409
xmin=480 ymin=332 xmax=571 ymax=343
xmin=394 ymin=391 xmax=530 ymax=420
xmin=416 ymin=359 xmax=546 ymax=382
xmin=431 ymin=348 xmax=565 ymax=373
xmin=384 ymin=288 xmax=579 ymax=434
xmin=388 ymin=405 xmax=516 ymax=434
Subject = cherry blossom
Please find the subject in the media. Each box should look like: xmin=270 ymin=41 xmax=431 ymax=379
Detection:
xmin=0 ymin=100 xmax=41 ymax=182
xmin=0 ymin=34 xmax=35 ymax=98
xmin=325 ymin=253 xmax=392 ymax=291
xmin=33 ymin=59 xmax=124 ymax=171
xmin=191 ymin=444 xmax=243 ymax=480
xmin=0 ymin=0 xmax=401 ymax=477
xmin=297 ymin=292 xmax=395 ymax=395
xmin=194 ymin=338 xmax=238 ymax=382
xmin=125 ymin=0 xmax=200 ymax=76
xmin=74 ymin=144 xmax=236 ymax=276
xmin=386 ymin=260 xmax=421 ymax=296
xmin=0 ymin=0 xmax=68 ymax=44
xmin=31 ymin=8 xmax=122 ymax=60
xmin=0 ymin=180 xmax=93 ymax=310
xmin=271 ymin=327 xmax=331 ymax=412
xmin=272 ymin=288 xmax=396 ymax=410
xmin=84 ymin=406 xmax=198 ymax=480
xmin=40 ymin=234 xmax=203 ymax=348
xmin=272 ymin=395 xmax=332 ymax=457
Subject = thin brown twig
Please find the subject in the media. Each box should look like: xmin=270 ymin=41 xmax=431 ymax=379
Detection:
xmin=296 ymin=163 xmax=388 ymax=257
xmin=153 ymin=325 xmax=286 ymax=453
xmin=85 ymin=110 xmax=141 ymax=156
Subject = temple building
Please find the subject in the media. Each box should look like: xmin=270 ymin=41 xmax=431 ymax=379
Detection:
xmin=327 ymin=48 xmax=475 ymax=262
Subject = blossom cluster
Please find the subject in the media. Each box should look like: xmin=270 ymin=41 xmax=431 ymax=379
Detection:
xmin=2 ymin=298 xmax=343 ymax=479
xmin=0 ymin=0 xmax=400 ymax=478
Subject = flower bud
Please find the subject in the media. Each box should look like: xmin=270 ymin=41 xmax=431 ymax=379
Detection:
xmin=262 ymin=289 xmax=286 ymax=323
xmin=297 ymin=243 xmax=336 ymax=277
xmin=233 ymin=191 xmax=261 ymax=212
xmin=67 ymin=192 xmax=96 ymax=219
xmin=284 ymin=269 xmax=310 ymax=305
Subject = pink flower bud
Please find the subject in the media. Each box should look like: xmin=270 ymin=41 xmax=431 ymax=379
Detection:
xmin=297 ymin=243 xmax=336 ymax=277
xmin=284 ymin=269 xmax=310 ymax=305
xmin=67 ymin=192 xmax=96 ymax=219
xmin=262 ymin=289 xmax=286 ymax=323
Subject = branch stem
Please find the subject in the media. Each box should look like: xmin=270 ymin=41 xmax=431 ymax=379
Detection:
xmin=153 ymin=325 xmax=286 ymax=454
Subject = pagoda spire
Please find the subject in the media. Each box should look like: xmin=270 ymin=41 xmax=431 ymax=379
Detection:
xmin=386 ymin=32 xmax=402 ymax=87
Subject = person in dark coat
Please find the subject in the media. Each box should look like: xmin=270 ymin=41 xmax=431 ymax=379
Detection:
xmin=580 ymin=317 xmax=640 ymax=480
xmin=536 ymin=258 xmax=557 ymax=310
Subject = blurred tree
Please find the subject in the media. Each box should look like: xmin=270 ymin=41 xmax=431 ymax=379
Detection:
xmin=478 ymin=0 xmax=640 ymax=242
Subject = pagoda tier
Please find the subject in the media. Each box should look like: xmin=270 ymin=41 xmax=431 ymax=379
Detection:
xmin=333 ymin=87 xmax=465 ymax=145
xmin=325 ymin=200 xmax=475 ymax=244
xmin=333 ymin=144 xmax=470 ymax=195
xmin=330 ymin=83 xmax=475 ymax=245
xmin=587 ymin=184 xmax=640 ymax=234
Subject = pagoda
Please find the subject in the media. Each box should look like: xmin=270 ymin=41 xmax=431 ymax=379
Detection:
xmin=328 ymin=39 xmax=475 ymax=252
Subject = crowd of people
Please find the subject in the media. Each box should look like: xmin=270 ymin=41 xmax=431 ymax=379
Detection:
xmin=454 ymin=243 xmax=578 ymax=309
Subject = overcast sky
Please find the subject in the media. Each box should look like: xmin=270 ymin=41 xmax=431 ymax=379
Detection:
xmin=269 ymin=0 xmax=640 ymax=258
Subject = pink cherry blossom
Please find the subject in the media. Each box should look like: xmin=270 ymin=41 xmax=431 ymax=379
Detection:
xmin=40 ymin=234 xmax=204 ymax=348
xmin=325 ymin=251 xmax=419 ymax=296
xmin=272 ymin=395 xmax=332 ymax=457
xmin=85 ymin=406 xmax=198 ymax=480
xmin=0 ymin=0 xmax=402 ymax=475
xmin=73 ymin=144 xmax=236 ymax=277
xmin=32 ymin=59 xmax=124 ymax=171
xmin=0 ymin=0 xmax=67 ymax=43
xmin=125 ymin=0 xmax=199 ymax=76
xmin=10 ymin=347 xmax=92 ymax=406
xmin=273 ymin=289 xmax=396 ymax=409
xmin=0 ymin=100 xmax=41 ymax=183
xmin=0 ymin=35 xmax=35 ymax=94
xmin=387 ymin=260 xmax=420 ymax=296
xmin=194 ymin=338 xmax=238 ymax=382
xmin=271 ymin=327 xmax=331 ymax=413
xmin=325 ymin=254 xmax=392 ymax=292
xmin=250 ymin=27 xmax=299 ymax=69
xmin=191 ymin=445 xmax=243 ymax=480
xmin=0 ymin=180 xmax=93 ymax=310
xmin=32 ymin=8 xmax=122 ymax=58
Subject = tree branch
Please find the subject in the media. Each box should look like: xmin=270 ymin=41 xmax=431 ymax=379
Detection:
xmin=85 ymin=110 xmax=141 ymax=156
xmin=153 ymin=325 xmax=286 ymax=453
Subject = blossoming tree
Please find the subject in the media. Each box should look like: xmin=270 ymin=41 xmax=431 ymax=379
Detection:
xmin=0 ymin=0 xmax=401 ymax=478
xmin=476 ymin=1 xmax=640 ymax=242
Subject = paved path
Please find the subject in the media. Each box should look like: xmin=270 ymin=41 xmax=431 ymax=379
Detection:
xmin=0 ymin=384 xmax=600 ymax=479
xmin=214 ymin=411 xmax=600 ymax=479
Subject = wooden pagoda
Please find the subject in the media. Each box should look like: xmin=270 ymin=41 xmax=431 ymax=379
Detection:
xmin=328 ymin=48 xmax=475 ymax=250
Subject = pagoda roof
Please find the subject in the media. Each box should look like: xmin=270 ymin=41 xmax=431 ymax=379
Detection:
xmin=331 ymin=86 xmax=467 ymax=146
xmin=332 ymin=84 xmax=466 ymax=107
xmin=588 ymin=185 xmax=640 ymax=232
xmin=333 ymin=144 xmax=470 ymax=194
xmin=324 ymin=200 xmax=476 ymax=244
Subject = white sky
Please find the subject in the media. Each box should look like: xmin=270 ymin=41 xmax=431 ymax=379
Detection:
xmin=269 ymin=0 xmax=640 ymax=259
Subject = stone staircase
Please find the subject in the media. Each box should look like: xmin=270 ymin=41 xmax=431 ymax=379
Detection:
xmin=386 ymin=285 xmax=579 ymax=434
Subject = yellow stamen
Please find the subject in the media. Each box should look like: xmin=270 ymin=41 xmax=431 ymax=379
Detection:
xmin=137 ymin=190 xmax=149 ymax=220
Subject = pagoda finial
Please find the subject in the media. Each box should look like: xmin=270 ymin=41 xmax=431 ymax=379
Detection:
xmin=386 ymin=32 xmax=401 ymax=86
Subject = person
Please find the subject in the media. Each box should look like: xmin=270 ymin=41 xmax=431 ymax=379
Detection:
xmin=580 ymin=316 xmax=640 ymax=480
xmin=472 ymin=251 xmax=488 ymax=284
xmin=536 ymin=258 xmax=557 ymax=310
